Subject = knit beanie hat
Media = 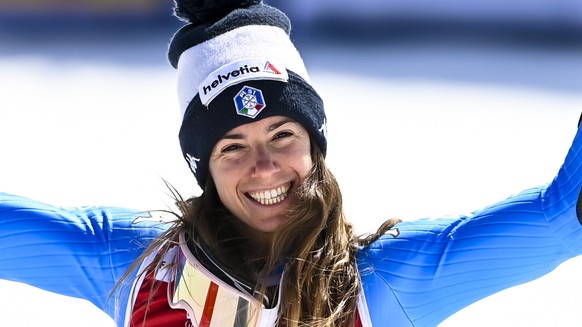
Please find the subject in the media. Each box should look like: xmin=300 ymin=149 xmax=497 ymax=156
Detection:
xmin=168 ymin=0 xmax=327 ymax=188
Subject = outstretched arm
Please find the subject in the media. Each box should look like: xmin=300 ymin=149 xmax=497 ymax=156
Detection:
xmin=0 ymin=193 xmax=169 ymax=323
xmin=359 ymin=117 xmax=582 ymax=326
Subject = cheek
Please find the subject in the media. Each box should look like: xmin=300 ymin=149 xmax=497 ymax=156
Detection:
xmin=209 ymin=163 xmax=233 ymax=198
xmin=212 ymin=175 xmax=239 ymax=215
xmin=291 ymin=147 xmax=313 ymax=179
xmin=210 ymin=159 xmax=248 ymax=206
xmin=300 ymin=155 xmax=313 ymax=177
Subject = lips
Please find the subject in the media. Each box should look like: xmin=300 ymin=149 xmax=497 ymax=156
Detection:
xmin=247 ymin=183 xmax=290 ymax=205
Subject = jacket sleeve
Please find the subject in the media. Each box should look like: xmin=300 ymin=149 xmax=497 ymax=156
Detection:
xmin=358 ymin=124 xmax=582 ymax=327
xmin=0 ymin=193 xmax=170 ymax=324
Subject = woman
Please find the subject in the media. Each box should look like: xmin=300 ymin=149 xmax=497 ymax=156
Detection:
xmin=1 ymin=1 xmax=582 ymax=326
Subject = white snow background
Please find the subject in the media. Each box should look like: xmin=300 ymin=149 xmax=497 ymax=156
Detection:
xmin=0 ymin=25 xmax=582 ymax=326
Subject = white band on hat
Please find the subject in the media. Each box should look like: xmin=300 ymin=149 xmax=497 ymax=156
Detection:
xmin=198 ymin=59 xmax=289 ymax=106
xmin=177 ymin=24 xmax=311 ymax=118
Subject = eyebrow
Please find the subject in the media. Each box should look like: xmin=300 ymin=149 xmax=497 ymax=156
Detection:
xmin=268 ymin=118 xmax=295 ymax=131
xmin=220 ymin=118 xmax=296 ymax=140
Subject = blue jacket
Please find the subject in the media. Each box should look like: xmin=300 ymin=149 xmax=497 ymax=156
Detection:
xmin=1 ymin=126 xmax=582 ymax=326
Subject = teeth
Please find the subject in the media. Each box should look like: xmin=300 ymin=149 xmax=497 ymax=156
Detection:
xmin=249 ymin=185 xmax=289 ymax=205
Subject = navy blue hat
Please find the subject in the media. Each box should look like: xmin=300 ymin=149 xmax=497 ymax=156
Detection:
xmin=168 ymin=0 xmax=327 ymax=188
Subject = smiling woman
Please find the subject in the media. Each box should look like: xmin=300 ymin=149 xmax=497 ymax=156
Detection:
xmin=209 ymin=117 xmax=313 ymax=234
xmin=1 ymin=1 xmax=582 ymax=327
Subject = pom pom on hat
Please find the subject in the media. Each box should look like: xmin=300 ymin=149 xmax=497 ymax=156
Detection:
xmin=173 ymin=0 xmax=262 ymax=25
xmin=169 ymin=0 xmax=327 ymax=189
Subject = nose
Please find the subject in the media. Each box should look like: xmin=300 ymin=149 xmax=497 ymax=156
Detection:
xmin=250 ymin=145 xmax=279 ymax=178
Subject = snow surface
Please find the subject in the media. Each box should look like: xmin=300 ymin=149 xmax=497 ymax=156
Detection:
xmin=0 ymin=32 xmax=581 ymax=326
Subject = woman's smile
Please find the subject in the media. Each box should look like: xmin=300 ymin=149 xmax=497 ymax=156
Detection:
xmin=247 ymin=183 xmax=291 ymax=205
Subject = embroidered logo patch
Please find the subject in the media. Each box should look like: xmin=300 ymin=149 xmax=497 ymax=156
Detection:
xmin=198 ymin=59 xmax=288 ymax=106
xmin=233 ymin=86 xmax=266 ymax=118
xmin=185 ymin=153 xmax=200 ymax=175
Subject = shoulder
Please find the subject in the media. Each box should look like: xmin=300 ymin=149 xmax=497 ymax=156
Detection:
xmin=358 ymin=217 xmax=462 ymax=260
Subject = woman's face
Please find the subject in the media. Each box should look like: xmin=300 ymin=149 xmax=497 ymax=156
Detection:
xmin=209 ymin=116 xmax=313 ymax=233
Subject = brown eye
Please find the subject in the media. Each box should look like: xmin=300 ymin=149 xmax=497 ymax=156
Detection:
xmin=273 ymin=131 xmax=293 ymax=140
xmin=222 ymin=144 xmax=243 ymax=153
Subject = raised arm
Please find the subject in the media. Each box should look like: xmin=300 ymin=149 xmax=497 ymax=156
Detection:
xmin=358 ymin=120 xmax=582 ymax=326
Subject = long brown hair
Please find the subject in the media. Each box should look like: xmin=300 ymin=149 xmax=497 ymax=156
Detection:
xmin=113 ymin=141 xmax=400 ymax=326
xmin=266 ymin=141 xmax=360 ymax=326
